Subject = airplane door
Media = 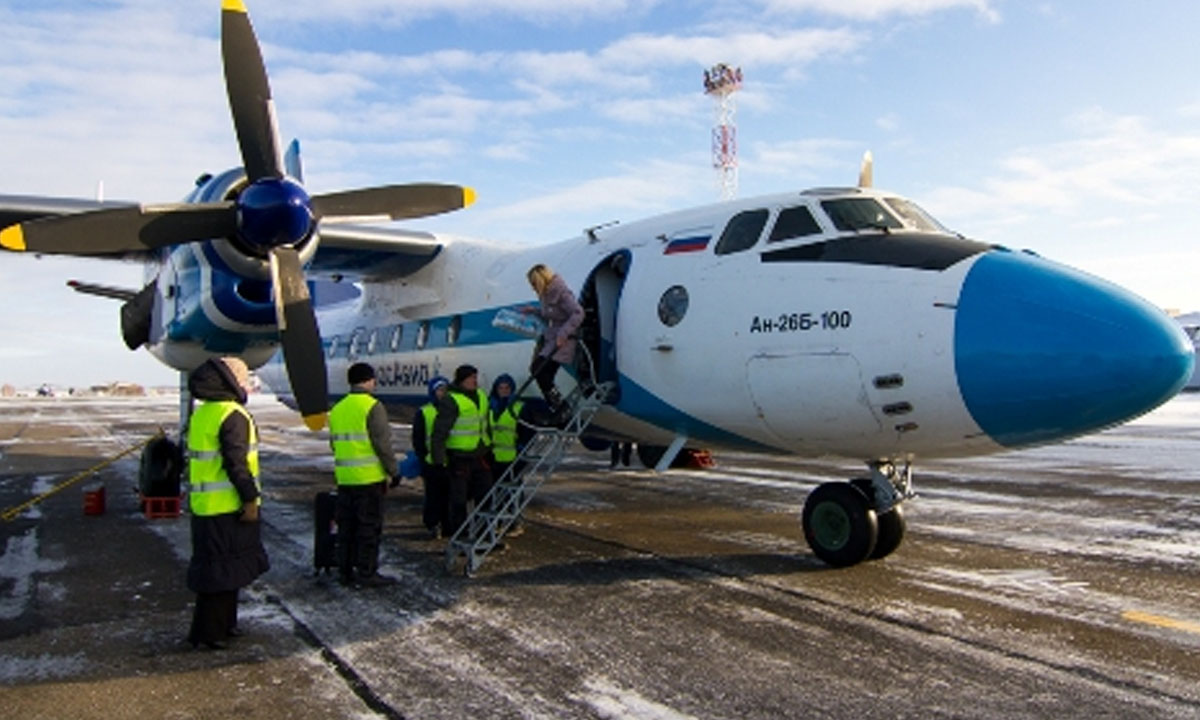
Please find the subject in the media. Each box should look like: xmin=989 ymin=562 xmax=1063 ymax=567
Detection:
xmin=746 ymin=353 xmax=881 ymax=443
xmin=580 ymin=252 xmax=630 ymax=396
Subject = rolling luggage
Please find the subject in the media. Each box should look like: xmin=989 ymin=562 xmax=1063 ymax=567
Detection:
xmin=314 ymin=490 xmax=338 ymax=574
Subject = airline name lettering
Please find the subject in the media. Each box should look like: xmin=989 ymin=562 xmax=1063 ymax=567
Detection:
xmin=750 ymin=311 xmax=852 ymax=334
xmin=376 ymin=361 xmax=432 ymax=388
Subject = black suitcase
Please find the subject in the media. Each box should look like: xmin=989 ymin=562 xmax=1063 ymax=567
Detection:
xmin=314 ymin=491 xmax=337 ymax=574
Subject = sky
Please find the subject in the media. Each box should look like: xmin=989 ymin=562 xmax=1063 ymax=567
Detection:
xmin=3 ymin=0 xmax=1200 ymax=387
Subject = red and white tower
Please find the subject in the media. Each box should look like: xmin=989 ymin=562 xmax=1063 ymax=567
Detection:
xmin=703 ymin=63 xmax=743 ymax=201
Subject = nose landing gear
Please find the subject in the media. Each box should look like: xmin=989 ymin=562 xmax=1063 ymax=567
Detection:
xmin=801 ymin=460 xmax=912 ymax=567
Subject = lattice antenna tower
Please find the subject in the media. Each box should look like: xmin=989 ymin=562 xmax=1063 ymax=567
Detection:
xmin=704 ymin=63 xmax=743 ymax=201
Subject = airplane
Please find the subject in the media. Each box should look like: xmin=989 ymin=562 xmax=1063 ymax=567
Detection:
xmin=0 ymin=1 xmax=1193 ymax=568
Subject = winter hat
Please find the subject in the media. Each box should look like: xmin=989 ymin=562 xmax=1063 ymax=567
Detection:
xmin=347 ymin=362 xmax=376 ymax=385
xmin=427 ymin=375 xmax=449 ymax=398
xmin=220 ymin=356 xmax=251 ymax=390
xmin=453 ymin=364 xmax=478 ymax=384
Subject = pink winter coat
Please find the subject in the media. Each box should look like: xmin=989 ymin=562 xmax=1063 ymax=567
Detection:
xmin=537 ymin=274 xmax=585 ymax=364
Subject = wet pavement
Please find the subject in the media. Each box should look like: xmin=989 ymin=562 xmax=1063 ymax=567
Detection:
xmin=1 ymin=393 xmax=1198 ymax=719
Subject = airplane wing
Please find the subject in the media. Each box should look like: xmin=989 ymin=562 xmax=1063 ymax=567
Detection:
xmin=0 ymin=194 xmax=134 ymax=228
xmin=308 ymin=224 xmax=444 ymax=280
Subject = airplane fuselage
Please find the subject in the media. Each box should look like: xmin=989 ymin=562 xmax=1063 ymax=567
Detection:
xmin=256 ymin=186 xmax=1192 ymax=462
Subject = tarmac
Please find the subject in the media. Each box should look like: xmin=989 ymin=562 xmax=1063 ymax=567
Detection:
xmin=2 ymin=394 xmax=1200 ymax=719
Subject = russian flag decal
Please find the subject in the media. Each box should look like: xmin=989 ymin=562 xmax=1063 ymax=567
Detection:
xmin=664 ymin=234 xmax=711 ymax=255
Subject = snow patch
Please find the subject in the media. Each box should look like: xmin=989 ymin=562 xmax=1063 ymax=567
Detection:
xmin=574 ymin=677 xmax=701 ymax=720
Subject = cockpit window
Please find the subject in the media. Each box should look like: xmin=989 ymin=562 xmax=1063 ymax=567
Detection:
xmin=714 ymin=209 xmax=769 ymax=255
xmin=768 ymin=205 xmax=823 ymax=243
xmin=883 ymin=197 xmax=948 ymax=232
xmin=820 ymin=198 xmax=903 ymax=233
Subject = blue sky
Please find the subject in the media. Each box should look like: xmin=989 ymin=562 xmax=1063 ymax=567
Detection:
xmin=3 ymin=0 xmax=1200 ymax=386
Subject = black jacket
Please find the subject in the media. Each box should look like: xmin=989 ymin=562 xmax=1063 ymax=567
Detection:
xmin=185 ymin=358 xmax=269 ymax=594
xmin=430 ymin=384 xmax=487 ymax=465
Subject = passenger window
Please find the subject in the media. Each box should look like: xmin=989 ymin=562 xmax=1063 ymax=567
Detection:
xmin=447 ymin=315 xmax=462 ymax=345
xmin=416 ymin=321 xmax=430 ymax=350
xmin=768 ymin=206 xmax=822 ymax=243
xmin=366 ymin=329 xmax=378 ymax=355
xmin=389 ymin=325 xmax=404 ymax=352
xmin=326 ymin=336 xmax=340 ymax=359
xmin=347 ymin=328 xmax=364 ymax=359
xmin=714 ymin=209 xmax=769 ymax=255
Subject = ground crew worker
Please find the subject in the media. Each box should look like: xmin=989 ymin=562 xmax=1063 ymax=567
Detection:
xmin=413 ymin=375 xmax=450 ymax=539
xmin=488 ymin=373 xmax=533 ymax=537
xmin=328 ymin=362 xmax=398 ymax=588
xmin=185 ymin=356 xmax=268 ymax=650
xmin=431 ymin=364 xmax=492 ymax=537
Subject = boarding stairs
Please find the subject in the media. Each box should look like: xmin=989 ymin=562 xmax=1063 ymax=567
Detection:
xmin=444 ymin=380 xmax=614 ymax=576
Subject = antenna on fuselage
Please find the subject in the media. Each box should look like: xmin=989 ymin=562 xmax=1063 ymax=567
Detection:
xmin=704 ymin=63 xmax=743 ymax=201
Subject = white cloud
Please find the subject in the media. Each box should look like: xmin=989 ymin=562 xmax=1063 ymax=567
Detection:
xmin=760 ymin=0 xmax=1000 ymax=22
xmin=245 ymin=0 xmax=661 ymax=26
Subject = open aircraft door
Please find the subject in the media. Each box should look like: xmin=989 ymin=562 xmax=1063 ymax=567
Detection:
xmin=579 ymin=251 xmax=631 ymax=402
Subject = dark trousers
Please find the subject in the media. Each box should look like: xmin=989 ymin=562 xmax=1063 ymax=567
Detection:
xmin=530 ymin=355 xmax=562 ymax=406
xmin=189 ymin=589 xmax=238 ymax=646
xmin=448 ymin=453 xmax=493 ymax=536
xmin=335 ymin=482 xmax=385 ymax=580
xmin=421 ymin=463 xmax=450 ymax=534
xmin=610 ymin=442 xmax=632 ymax=467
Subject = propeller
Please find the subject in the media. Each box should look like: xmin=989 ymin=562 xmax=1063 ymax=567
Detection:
xmin=0 ymin=0 xmax=475 ymax=431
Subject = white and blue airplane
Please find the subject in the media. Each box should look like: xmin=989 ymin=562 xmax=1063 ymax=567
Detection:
xmin=1 ymin=1 xmax=1192 ymax=567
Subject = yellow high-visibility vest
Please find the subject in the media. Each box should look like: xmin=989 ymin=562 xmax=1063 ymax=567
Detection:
xmin=188 ymin=401 xmax=260 ymax=516
xmin=329 ymin=393 xmax=388 ymax=486
xmin=445 ymin=389 xmax=488 ymax=453
xmin=489 ymin=400 xmax=524 ymax=462
xmin=420 ymin=403 xmax=437 ymax=464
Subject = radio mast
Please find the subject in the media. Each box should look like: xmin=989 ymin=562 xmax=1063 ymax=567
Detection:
xmin=703 ymin=63 xmax=743 ymax=201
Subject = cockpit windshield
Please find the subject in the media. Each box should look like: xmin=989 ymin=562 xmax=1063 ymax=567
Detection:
xmin=820 ymin=198 xmax=904 ymax=233
xmin=883 ymin=197 xmax=949 ymax=233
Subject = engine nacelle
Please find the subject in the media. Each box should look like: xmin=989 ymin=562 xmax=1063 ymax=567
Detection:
xmin=186 ymin=167 xmax=319 ymax=281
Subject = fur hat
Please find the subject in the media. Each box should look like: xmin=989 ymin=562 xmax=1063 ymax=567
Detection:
xmin=220 ymin=356 xmax=251 ymax=390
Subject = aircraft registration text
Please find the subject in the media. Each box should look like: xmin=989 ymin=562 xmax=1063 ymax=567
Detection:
xmin=750 ymin=311 xmax=852 ymax=334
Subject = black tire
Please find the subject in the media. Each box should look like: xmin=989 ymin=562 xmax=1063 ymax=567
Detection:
xmin=848 ymin=478 xmax=906 ymax=560
xmin=802 ymin=482 xmax=878 ymax=567
xmin=636 ymin=443 xmax=666 ymax=469
xmin=138 ymin=436 xmax=181 ymax=498
xmin=870 ymin=504 xmax=906 ymax=560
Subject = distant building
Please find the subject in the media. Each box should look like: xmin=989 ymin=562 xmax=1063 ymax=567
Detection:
xmin=1 ymin=384 xmax=14 ymax=398
xmin=89 ymin=382 xmax=147 ymax=397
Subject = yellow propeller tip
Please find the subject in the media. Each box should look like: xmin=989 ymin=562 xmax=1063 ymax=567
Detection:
xmin=0 ymin=225 xmax=26 ymax=252
xmin=222 ymin=0 xmax=248 ymax=14
xmin=303 ymin=412 xmax=327 ymax=431
xmin=462 ymin=187 xmax=477 ymax=208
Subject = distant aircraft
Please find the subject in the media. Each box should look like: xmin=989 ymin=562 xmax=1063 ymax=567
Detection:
xmin=0 ymin=1 xmax=1192 ymax=567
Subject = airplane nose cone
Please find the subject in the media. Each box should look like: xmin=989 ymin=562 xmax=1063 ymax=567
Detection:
xmin=955 ymin=250 xmax=1193 ymax=448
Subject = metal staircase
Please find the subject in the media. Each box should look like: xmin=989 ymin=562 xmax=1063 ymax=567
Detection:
xmin=444 ymin=380 xmax=614 ymax=576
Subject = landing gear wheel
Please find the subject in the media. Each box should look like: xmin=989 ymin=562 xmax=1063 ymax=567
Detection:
xmin=869 ymin=505 xmax=905 ymax=560
xmin=848 ymin=477 xmax=906 ymax=560
xmin=802 ymin=482 xmax=878 ymax=567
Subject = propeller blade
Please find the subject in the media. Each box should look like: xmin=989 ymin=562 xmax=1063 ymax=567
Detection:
xmin=311 ymin=184 xmax=476 ymax=223
xmin=858 ymin=150 xmax=874 ymax=188
xmin=222 ymin=0 xmax=282 ymax=182
xmin=0 ymin=203 xmax=237 ymax=255
xmin=269 ymin=247 xmax=328 ymax=430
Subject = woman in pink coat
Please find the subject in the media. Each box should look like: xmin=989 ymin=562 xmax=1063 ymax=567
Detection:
xmin=526 ymin=263 xmax=584 ymax=419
